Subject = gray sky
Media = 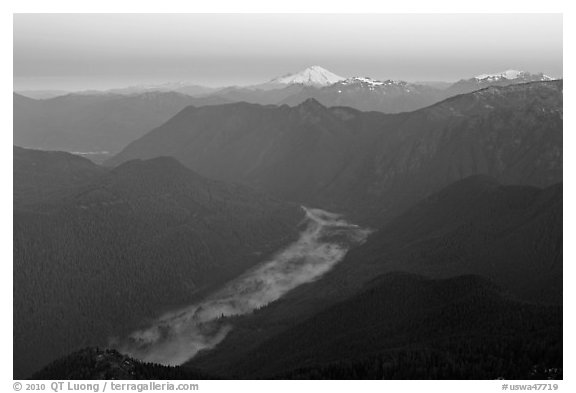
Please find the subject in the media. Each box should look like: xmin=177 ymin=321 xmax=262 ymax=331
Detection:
xmin=13 ymin=13 xmax=563 ymax=91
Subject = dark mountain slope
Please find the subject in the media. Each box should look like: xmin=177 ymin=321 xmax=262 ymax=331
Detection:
xmin=323 ymin=176 xmax=562 ymax=303
xmin=34 ymin=274 xmax=561 ymax=380
xmin=188 ymin=176 xmax=562 ymax=375
xmin=14 ymin=146 xmax=107 ymax=206
xmin=331 ymin=81 xmax=562 ymax=223
xmin=225 ymin=273 xmax=562 ymax=379
xmin=107 ymin=99 xmax=394 ymax=205
xmin=108 ymin=81 xmax=562 ymax=224
xmin=14 ymin=148 xmax=302 ymax=378
xmin=13 ymin=92 xmax=231 ymax=157
xmin=32 ymin=348 xmax=212 ymax=380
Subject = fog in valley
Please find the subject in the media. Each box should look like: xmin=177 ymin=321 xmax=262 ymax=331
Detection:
xmin=117 ymin=207 xmax=371 ymax=365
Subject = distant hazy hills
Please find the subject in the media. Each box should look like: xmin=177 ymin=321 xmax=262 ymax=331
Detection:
xmin=13 ymin=147 xmax=302 ymax=379
xmin=446 ymin=70 xmax=553 ymax=96
xmin=14 ymin=67 xmax=557 ymax=157
xmin=109 ymin=80 xmax=563 ymax=224
xmin=13 ymin=92 xmax=230 ymax=158
xmin=279 ymin=77 xmax=445 ymax=112
xmin=277 ymin=70 xmax=552 ymax=112
xmin=15 ymin=90 xmax=70 ymax=99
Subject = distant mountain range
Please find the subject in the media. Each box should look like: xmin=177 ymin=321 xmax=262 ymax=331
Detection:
xmin=446 ymin=70 xmax=553 ymax=96
xmin=14 ymin=67 xmax=558 ymax=157
xmin=108 ymin=80 xmax=563 ymax=224
xmin=279 ymin=77 xmax=445 ymax=112
xmin=14 ymin=89 xmax=71 ymax=99
xmin=16 ymin=66 xmax=555 ymax=100
xmin=13 ymin=91 xmax=231 ymax=160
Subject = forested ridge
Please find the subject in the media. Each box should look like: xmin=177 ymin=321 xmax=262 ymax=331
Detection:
xmin=227 ymin=273 xmax=562 ymax=379
xmin=14 ymin=148 xmax=302 ymax=378
xmin=32 ymin=274 xmax=562 ymax=380
xmin=32 ymin=348 xmax=214 ymax=380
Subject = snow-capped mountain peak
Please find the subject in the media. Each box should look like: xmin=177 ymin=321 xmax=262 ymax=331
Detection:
xmin=269 ymin=66 xmax=346 ymax=87
xmin=474 ymin=70 xmax=552 ymax=82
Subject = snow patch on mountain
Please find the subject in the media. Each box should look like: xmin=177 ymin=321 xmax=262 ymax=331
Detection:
xmin=342 ymin=77 xmax=386 ymax=86
xmin=474 ymin=70 xmax=552 ymax=82
xmin=337 ymin=77 xmax=413 ymax=91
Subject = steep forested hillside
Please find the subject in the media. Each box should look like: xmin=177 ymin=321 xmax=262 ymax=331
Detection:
xmin=35 ymin=274 xmax=561 ymax=380
xmin=14 ymin=146 xmax=107 ymax=206
xmin=14 ymin=148 xmax=302 ymax=378
xmin=188 ymin=176 xmax=562 ymax=375
xmin=32 ymin=348 xmax=212 ymax=380
xmin=341 ymin=176 xmax=562 ymax=302
xmin=207 ymin=273 xmax=562 ymax=379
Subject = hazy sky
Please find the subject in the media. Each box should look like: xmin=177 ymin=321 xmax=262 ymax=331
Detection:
xmin=13 ymin=14 xmax=563 ymax=91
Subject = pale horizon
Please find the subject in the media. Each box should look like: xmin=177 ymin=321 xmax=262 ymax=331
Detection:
xmin=14 ymin=14 xmax=563 ymax=91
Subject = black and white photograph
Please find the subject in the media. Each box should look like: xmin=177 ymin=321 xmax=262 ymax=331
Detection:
xmin=6 ymin=6 xmax=571 ymax=388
